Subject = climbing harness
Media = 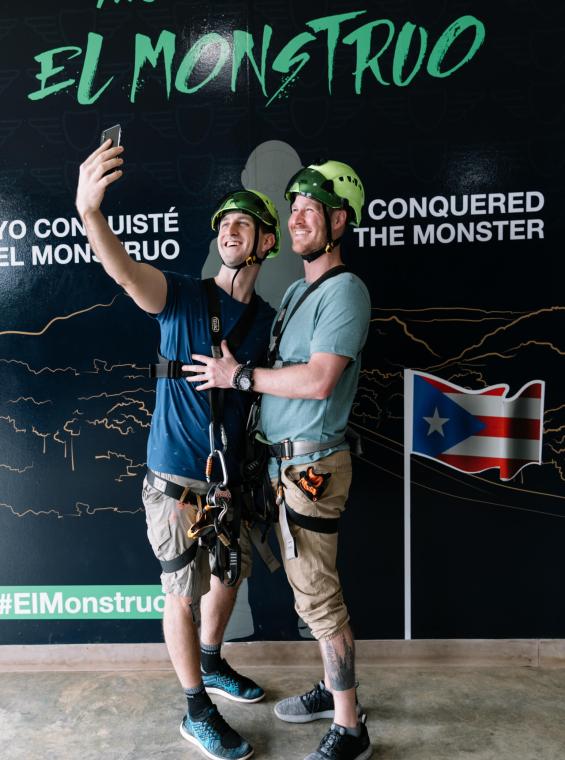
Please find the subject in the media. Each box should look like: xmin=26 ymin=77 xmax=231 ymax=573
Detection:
xmin=147 ymin=278 xmax=275 ymax=584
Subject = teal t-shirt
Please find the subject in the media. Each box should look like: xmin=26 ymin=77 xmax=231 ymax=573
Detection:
xmin=259 ymin=271 xmax=371 ymax=477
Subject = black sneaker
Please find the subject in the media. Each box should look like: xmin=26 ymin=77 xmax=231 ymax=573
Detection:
xmin=303 ymin=718 xmax=372 ymax=760
xmin=274 ymin=680 xmax=363 ymax=723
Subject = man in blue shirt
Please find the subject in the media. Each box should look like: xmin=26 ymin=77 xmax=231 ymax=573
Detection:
xmin=187 ymin=160 xmax=372 ymax=760
xmin=76 ymin=139 xmax=279 ymax=760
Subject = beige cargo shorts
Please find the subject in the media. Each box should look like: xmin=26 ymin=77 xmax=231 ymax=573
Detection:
xmin=273 ymin=449 xmax=353 ymax=640
xmin=142 ymin=470 xmax=253 ymax=600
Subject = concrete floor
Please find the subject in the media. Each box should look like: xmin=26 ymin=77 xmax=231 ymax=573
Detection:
xmin=1 ymin=665 xmax=565 ymax=759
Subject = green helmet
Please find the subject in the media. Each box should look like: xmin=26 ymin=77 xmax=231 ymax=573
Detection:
xmin=285 ymin=160 xmax=365 ymax=227
xmin=211 ymin=189 xmax=280 ymax=259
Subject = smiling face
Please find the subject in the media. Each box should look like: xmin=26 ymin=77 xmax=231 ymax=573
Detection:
xmin=217 ymin=211 xmax=257 ymax=265
xmin=287 ymin=194 xmax=329 ymax=256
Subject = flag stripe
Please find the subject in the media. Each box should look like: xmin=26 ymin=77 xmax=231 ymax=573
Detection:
xmin=445 ymin=393 xmax=542 ymax=419
xmin=519 ymin=383 xmax=543 ymax=399
xmin=438 ymin=454 xmax=533 ymax=479
xmin=442 ymin=436 xmax=541 ymax=460
xmin=474 ymin=416 xmax=541 ymax=440
xmin=424 ymin=376 xmax=506 ymax=396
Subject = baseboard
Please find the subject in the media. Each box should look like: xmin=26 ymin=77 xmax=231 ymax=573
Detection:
xmin=1 ymin=639 xmax=565 ymax=672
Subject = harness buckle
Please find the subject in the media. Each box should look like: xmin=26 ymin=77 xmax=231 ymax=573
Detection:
xmin=280 ymin=439 xmax=293 ymax=460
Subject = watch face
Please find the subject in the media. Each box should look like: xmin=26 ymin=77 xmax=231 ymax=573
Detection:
xmin=239 ymin=375 xmax=252 ymax=391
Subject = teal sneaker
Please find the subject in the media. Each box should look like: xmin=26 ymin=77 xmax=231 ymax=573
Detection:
xmin=202 ymin=659 xmax=265 ymax=703
xmin=180 ymin=705 xmax=254 ymax=760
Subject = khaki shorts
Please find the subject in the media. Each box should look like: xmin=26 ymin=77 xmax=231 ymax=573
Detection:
xmin=273 ymin=449 xmax=352 ymax=641
xmin=142 ymin=471 xmax=253 ymax=601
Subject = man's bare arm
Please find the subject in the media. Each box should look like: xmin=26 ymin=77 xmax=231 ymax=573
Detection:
xmin=76 ymin=140 xmax=167 ymax=314
xmin=184 ymin=341 xmax=350 ymax=400
xmin=252 ymin=353 xmax=349 ymax=400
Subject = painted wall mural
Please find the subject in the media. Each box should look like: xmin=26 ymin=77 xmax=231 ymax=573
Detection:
xmin=1 ymin=0 xmax=565 ymax=644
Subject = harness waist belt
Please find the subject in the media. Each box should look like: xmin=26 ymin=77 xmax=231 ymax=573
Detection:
xmin=267 ymin=435 xmax=345 ymax=460
xmin=147 ymin=469 xmax=242 ymax=502
xmin=146 ymin=468 xmax=202 ymax=505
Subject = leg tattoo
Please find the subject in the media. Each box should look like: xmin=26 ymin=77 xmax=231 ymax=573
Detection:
xmin=321 ymin=629 xmax=355 ymax=691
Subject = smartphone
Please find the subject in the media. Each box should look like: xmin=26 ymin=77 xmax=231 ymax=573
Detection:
xmin=100 ymin=123 xmax=122 ymax=147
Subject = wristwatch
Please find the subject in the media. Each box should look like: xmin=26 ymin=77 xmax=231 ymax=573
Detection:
xmin=234 ymin=363 xmax=255 ymax=392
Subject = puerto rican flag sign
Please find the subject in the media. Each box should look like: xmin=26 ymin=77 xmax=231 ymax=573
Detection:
xmin=406 ymin=370 xmax=545 ymax=481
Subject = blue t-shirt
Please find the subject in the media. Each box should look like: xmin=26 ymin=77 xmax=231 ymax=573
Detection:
xmin=147 ymin=273 xmax=275 ymax=482
xmin=259 ymin=272 xmax=371 ymax=477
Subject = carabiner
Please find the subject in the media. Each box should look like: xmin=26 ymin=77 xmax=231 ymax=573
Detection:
xmin=214 ymin=448 xmax=229 ymax=487
xmin=208 ymin=421 xmax=216 ymax=455
xmin=208 ymin=421 xmax=228 ymax=454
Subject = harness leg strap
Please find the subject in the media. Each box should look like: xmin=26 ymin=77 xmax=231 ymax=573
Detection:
xmin=284 ymin=503 xmax=339 ymax=534
xmin=278 ymin=501 xmax=340 ymax=561
xmin=159 ymin=542 xmax=198 ymax=573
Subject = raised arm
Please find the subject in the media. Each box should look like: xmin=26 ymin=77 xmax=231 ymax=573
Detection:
xmin=76 ymin=140 xmax=167 ymax=314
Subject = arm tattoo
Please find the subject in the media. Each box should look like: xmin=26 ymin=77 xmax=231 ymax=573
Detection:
xmin=321 ymin=633 xmax=355 ymax=691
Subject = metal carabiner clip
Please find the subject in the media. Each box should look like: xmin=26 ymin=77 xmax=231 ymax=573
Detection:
xmin=214 ymin=448 xmax=229 ymax=488
xmin=208 ymin=421 xmax=228 ymax=456
xmin=206 ymin=422 xmax=227 ymax=483
xmin=208 ymin=422 xmax=216 ymax=456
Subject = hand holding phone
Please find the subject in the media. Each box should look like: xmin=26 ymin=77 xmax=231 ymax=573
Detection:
xmin=76 ymin=125 xmax=124 ymax=218
xmin=100 ymin=124 xmax=122 ymax=148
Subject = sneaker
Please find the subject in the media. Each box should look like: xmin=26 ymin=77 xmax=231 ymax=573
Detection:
xmin=202 ymin=659 xmax=265 ymax=703
xmin=303 ymin=718 xmax=372 ymax=760
xmin=180 ymin=705 xmax=254 ymax=760
xmin=274 ymin=681 xmax=363 ymax=723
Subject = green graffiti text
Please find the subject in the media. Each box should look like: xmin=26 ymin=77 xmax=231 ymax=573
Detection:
xmin=28 ymin=12 xmax=486 ymax=106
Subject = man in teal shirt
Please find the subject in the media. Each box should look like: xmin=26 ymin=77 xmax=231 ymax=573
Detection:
xmin=187 ymin=160 xmax=372 ymax=760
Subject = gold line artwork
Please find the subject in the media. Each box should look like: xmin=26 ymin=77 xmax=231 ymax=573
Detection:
xmin=95 ymin=451 xmax=146 ymax=483
xmin=428 ymin=306 xmax=565 ymax=371
xmin=370 ymin=315 xmax=440 ymax=356
xmin=31 ymin=427 xmax=50 ymax=453
xmin=1 ymin=299 xmax=564 ymax=519
xmin=78 ymin=389 xmax=155 ymax=402
xmin=0 ymin=500 xmax=144 ymax=519
xmin=0 ymin=415 xmax=27 ymax=434
xmin=0 ymin=463 xmax=33 ymax=474
xmin=0 ymin=296 xmax=119 ymax=337
xmin=8 ymin=397 xmax=52 ymax=406
xmin=0 ymin=358 xmax=79 ymax=376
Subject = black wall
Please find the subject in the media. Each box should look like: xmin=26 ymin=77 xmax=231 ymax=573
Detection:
xmin=1 ymin=0 xmax=564 ymax=643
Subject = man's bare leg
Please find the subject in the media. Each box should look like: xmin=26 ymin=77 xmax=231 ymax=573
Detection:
xmin=162 ymin=593 xmax=201 ymax=688
xmin=320 ymin=624 xmax=358 ymax=727
xmin=200 ymin=574 xmax=238 ymax=645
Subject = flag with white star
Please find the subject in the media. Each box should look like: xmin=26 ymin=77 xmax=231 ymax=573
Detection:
xmin=406 ymin=371 xmax=545 ymax=481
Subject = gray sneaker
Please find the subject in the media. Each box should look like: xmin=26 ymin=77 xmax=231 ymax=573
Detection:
xmin=274 ymin=681 xmax=363 ymax=724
